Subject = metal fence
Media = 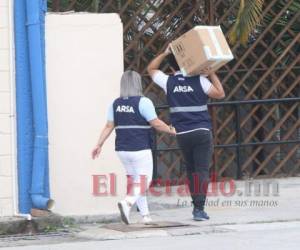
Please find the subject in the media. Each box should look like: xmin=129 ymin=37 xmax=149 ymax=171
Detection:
xmin=153 ymin=97 xmax=300 ymax=182
xmin=48 ymin=0 xmax=300 ymax=180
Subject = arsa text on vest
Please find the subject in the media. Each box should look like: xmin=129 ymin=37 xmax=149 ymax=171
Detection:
xmin=116 ymin=105 xmax=135 ymax=113
xmin=173 ymin=85 xmax=194 ymax=93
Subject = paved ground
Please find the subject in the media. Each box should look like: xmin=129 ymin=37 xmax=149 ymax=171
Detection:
xmin=1 ymin=177 xmax=300 ymax=249
xmin=2 ymin=221 xmax=300 ymax=250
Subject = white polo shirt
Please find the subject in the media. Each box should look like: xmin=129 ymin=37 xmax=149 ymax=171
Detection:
xmin=152 ymin=70 xmax=212 ymax=94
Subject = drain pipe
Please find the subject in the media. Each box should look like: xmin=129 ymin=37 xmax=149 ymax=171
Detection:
xmin=10 ymin=0 xmax=31 ymax=220
xmin=25 ymin=0 xmax=54 ymax=210
xmin=14 ymin=0 xmax=35 ymax=214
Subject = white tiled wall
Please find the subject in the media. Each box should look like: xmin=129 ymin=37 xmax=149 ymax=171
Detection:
xmin=0 ymin=0 xmax=15 ymax=217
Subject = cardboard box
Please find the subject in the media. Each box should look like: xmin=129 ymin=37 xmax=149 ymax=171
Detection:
xmin=170 ymin=26 xmax=234 ymax=76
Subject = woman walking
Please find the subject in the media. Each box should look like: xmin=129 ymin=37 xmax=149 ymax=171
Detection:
xmin=92 ymin=70 xmax=175 ymax=224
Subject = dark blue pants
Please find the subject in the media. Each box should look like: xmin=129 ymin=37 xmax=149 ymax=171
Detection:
xmin=177 ymin=129 xmax=213 ymax=210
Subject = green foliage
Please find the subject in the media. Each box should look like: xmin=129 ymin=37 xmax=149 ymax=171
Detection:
xmin=44 ymin=224 xmax=59 ymax=233
xmin=228 ymin=0 xmax=264 ymax=45
xmin=229 ymin=0 xmax=300 ymax=47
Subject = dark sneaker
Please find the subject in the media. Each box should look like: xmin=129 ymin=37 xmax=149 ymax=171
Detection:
xmin=193 ymin=208 xmax=210 ymax=221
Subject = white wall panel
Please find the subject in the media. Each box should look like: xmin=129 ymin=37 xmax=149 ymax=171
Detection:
xmin=46 ymin=13 xmax=125 ymax=216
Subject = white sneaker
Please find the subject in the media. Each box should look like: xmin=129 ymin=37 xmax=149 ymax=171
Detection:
xmin=142 ymin=215 xmax=153 ymax=224
xmin=118 ymin=200 xmax=131 ymax=225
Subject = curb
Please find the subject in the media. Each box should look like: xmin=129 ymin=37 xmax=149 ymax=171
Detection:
xmin=0 ymin=214 xmax=64 ymax=236
xmin=0 ymin=212 xmax=122 ymax=236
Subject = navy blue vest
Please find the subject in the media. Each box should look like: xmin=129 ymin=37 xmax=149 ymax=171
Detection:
xmin=113 ymin=96 xmax=153 ymax=151
xmin=166 ymin=74 xmax=212 ymax=132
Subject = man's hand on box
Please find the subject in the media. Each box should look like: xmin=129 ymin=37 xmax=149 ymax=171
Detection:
xmin=200 ymin=66 xmax=213 ymax=76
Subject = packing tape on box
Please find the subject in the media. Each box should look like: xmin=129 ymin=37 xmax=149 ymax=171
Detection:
xmin=204 ymin=46 xmax=233 ymax=61
xmin=197 ymin=25 xmax=233 ymax=61
xmin=208 ymin=28 xmax=223 ymax=56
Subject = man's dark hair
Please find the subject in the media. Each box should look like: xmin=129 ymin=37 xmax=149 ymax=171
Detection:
xmin=166 ymin=54 xmax=180 ymax=71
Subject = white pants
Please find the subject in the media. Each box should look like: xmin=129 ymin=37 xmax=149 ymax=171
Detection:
xmin=117 ymin=149 xmax=153 ymax=216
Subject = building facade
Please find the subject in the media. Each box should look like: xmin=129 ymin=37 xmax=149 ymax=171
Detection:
xmin=0 ymin=0 xmax=125 ymax=217
xmin=0 ymin=0 xmax=16 ymax=217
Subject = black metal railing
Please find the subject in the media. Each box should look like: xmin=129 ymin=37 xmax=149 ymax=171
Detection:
xmin=153 ymin=97 xmax=300 ymax=180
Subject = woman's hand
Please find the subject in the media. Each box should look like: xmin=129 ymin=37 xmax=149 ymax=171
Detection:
xmin=92 ymin=145 xmax=102 ymax=159
xmin=92 ymin=121 xmax=115 ymax=160
xmin=170 ymin=126 xmax=177 ymax=136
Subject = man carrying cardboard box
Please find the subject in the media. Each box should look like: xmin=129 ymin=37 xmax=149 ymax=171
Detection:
xmin=147 ymin=45 xmax=225 ymax=221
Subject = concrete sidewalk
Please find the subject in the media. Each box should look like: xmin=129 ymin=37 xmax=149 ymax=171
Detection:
xmin=1 ymin=177 xmax=300 ymax=248
xmin=1 ymin=177 xmax=300 ymax=240
xmin=76 ymin=177 xmax=300 ymax=240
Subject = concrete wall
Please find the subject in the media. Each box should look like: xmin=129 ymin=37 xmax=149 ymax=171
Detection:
xmin=46 ymin=13 xmax=125 ymax=216
xmin=0 ymin=0 xmax=16 ymax=217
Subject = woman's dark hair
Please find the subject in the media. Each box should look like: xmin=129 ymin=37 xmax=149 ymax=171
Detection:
xmin=166 ymin=54 xmax=180 ymax=71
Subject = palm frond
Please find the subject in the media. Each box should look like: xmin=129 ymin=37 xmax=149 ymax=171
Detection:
xmin=229 ymin=0 xmax=264 ymax=45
